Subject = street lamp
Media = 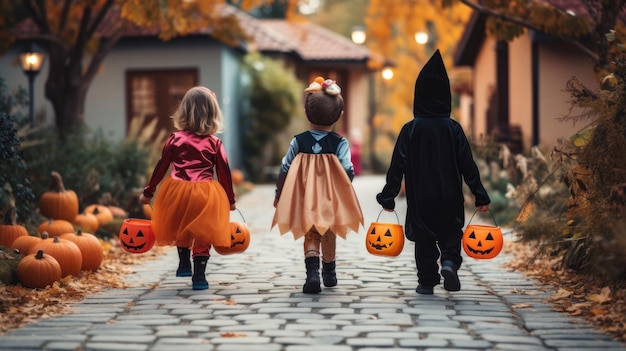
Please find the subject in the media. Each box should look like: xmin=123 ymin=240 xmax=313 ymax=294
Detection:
xmin=19 ymin=43 xmax=45 ymax=127
xmin=381 ymin=67 xmax=394 ymax=81
xmin=351 ymin=26 xmax=366 ymax=45
xmin=414 ymin=31 xmax=429 ymax=45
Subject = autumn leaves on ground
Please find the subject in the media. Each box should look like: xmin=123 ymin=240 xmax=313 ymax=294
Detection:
xmin=0 ymin=238 xmax=164 ymax=334
xmin=503 ymin=240 xmax=626 ymax=342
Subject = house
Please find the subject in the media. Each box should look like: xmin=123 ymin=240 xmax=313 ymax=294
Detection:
xmin=0 ymin=5 xmax=372 ymax=174
xmin=453 ymin=5 xmax=600 ymax=153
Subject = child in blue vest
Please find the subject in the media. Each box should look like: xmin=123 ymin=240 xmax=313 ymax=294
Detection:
xmin=272 ymin=77 xmax=363 ymax=294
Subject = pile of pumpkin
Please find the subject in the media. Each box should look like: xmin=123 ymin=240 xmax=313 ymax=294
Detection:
xmin=0 ymin=171 xmax=132 ymax=289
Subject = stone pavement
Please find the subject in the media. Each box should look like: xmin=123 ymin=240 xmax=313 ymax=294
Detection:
xmin=1 ymin=175 xmax=625 ymax=351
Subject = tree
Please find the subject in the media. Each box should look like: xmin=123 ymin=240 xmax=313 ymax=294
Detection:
xmin=448 ymin=0 xmax=625 ymax=69
xmin=0 ymin=0 xmax=268 ymax=133
xmin=361 ymin=0 xmax=473 ymax=155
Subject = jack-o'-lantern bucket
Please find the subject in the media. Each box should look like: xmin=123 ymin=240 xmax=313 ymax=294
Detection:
xmin=119 ymin=218 xmax=155 ymax=254
xmin=462 ymin=210 xmax=503 ymax=259
xmin=214 ymin=209 xmax=250 ymax=255
xmin=366 ymin=210 xmax=404 ymax=257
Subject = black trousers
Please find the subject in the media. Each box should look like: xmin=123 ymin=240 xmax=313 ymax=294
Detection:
xmin=411 ymin=222 xmax=463 ymax=287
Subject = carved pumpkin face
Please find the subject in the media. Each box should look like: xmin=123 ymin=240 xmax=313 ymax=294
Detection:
xmin=462 ymin=224 xmax=503 ymax=259
xmin=119 ymin=219 xmax=155 ymax=254
xmin=214 ymin=222 xmax=250 ymax=255
xmin=366 ymin=222 xmax=404 ymax=257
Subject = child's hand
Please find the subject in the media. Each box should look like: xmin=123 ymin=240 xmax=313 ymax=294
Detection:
xmin=273 ymin=198 xmax=278 ymax=208
xmin=476 ymin=204 xmax=489 ymax=212
xmin=230 ymin=203 xmax=236 ymax=211
xmin=382 ymin=207 xmax=394 ymax=212
xmin=138 ymin=194 xmax=152 ymax=205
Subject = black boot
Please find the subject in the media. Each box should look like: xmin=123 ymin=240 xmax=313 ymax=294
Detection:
xmin=441 ymin=260 xmax=460 ymax=292
xmin=322 ymin=261 xmax=337 ymax=287
xmin=303 ymin=257 xmax=321 ymax=294
xmin=176 ymin=247 xmax=192 ymax=277
xmin=192 ymin=256 xmax=209 ymax=290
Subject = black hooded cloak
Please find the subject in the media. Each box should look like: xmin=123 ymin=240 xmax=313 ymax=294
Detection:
xmin=376 ymin=50 xmax=490 ymax=240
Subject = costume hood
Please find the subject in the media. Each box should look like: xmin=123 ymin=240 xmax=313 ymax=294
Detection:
xmin=413 ymin=49 xmax=451 ymax=117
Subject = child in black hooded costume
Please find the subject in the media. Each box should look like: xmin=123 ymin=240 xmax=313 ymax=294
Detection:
xmin=376 ymin=50 xmax=490 ymax=295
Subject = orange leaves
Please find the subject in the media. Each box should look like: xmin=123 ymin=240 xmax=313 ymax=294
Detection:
xmin=588 ymin=287 xmax=612 ymax=304
xmin=220 ymin=332 xmax=247 ymax=338
xmin=0 ymin=238 xmax=164 ymax=335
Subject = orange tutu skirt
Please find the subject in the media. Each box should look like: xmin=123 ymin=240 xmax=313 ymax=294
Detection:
xmin=151 ymin=177 xmax=231 ymax=248
xmin=272 ymin=153 xmax=363 ymax=239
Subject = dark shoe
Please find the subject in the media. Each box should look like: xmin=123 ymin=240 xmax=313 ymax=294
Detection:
xmin=441 ymin=261 xmax=461 ymax=292
xmin=176 ymin=247 xmax=192 ymax=277
xmin=416 ymin=284 xmax=434 ymax=295
xmin=192 ymin=256 xmax=209 ymax=290
xmin=303 ymin=257 xmax=321 ymax=294
xmin=322 ymin=261 xmax=337 ymax=287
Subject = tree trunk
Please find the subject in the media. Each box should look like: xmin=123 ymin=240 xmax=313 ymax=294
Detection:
xmin=44 ymin=45 xmax=87 ymax=132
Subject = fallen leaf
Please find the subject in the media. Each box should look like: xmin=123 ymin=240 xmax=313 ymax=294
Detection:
xmin=551 ymin=288 xmax=573 ymax=300
xmin=220 ymin=332 xmax=247 ymax=337
xmin=590 ymin=308 xmax=609 ymax=316
xmin=588 ymin=287 xmax=612 ymax=304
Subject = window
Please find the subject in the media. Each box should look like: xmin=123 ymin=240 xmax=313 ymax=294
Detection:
xmin=126 ymin=69 xmax=198 ymax=137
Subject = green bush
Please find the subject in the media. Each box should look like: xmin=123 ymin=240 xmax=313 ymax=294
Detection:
xmin=240 ymin=52 xmax=303 ymax=182
xmin=21 ymin=126 xmax=149 ymax=230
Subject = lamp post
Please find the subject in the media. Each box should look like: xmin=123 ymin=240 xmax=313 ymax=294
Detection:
xmin=19 ymin=43 xmax=45 ymax=127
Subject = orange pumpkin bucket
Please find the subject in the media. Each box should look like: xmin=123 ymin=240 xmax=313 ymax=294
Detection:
xmin=462 ymin=210 xmax=503 ymax=259
xmin=214 ymin=209 xmax=250 ymax=255
xmin=118 ymin=218 xmax=155 ymax=254
xmin=366 ymin=210 xmax=405 ymax=257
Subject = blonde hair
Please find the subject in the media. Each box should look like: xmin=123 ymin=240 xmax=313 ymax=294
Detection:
xmin=172 ymin=86 xmax=225 ymax=136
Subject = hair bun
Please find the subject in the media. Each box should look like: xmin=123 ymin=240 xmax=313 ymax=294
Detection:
xmin=304 ymin=76 xmax=341 ymax=95
xmin=322 ymin=79 xmax=341 ymax=96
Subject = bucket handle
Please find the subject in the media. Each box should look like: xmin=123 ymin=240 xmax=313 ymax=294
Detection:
xmin=232 ymin=208 xmax=246 ymax=223
xmin=375 ymin=209 xmax=400 ymax=224
xmin=467 ymin=209 xmax=498 ymax=227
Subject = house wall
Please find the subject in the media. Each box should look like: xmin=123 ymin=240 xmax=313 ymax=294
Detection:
xmin=471 ymin=36 xmax=497 ymax=141
xmin=0 ymin=37 xmax=244 ymax=168
xmin=346 ymin=68 xmax=368 ymax=148
xmin=87 ymin=37 xmax=223 ymax=139
xmin=508 ymin=35 xmax=533 ymax=150
xmin=219 ymin=48 xmax=244 ymax=169
xmin=537 ymin=40 xmax=597 ymax=148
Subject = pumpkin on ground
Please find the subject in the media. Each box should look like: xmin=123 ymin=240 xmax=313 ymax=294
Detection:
xmin=107 ymin=205 xmax=128 ymax=218
xmin=29 ymin=235 xmax=82 ymax=278
xmin=231 ymin=169 xmax=245 ymax=185
xmin=10 ymin=234 xmax=42 ymax=255
xmin=0 ymin=207 xmax=28 ymax=248
xmin=142 ymin=204 xmax=152 ymax=219
xmin=17 ymin=250 xmax=62 ymax=289
xmin=37 ymin=218 xmax=75 ymax=237
xmin=38 ymin=171 xmax=79 ymax=222
xmin=60 ymin=230 xmax=103 ymax=272
xmin=84 ymin=204 xmax=114 ymax=225
xmin=73 ymin=212 xmax=99 ymax=232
